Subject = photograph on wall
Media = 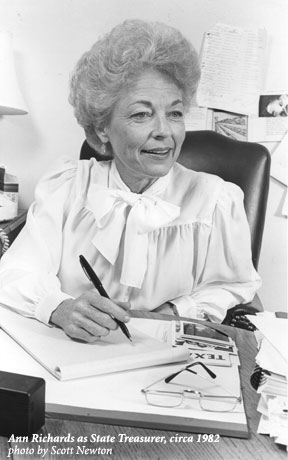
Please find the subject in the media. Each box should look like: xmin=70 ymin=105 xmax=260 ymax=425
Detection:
xmin=212 ymin=110 xmax=248 ymax=141
xmin=259 ymin=93 xmax=288 ymax=117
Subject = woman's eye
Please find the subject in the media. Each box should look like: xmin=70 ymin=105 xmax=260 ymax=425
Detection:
xmin=169 ymin=111 xmax=183 ymax=119
xmin=131 ymin=112 xmax=151 ymax=120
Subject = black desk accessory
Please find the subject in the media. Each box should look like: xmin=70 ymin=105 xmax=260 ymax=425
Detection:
xmin=0 ymin=371 xmax=45 ymax=438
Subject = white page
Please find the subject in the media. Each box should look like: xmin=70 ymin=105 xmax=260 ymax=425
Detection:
xmin=250 ymin=316 xmax=288 ymax=358
xmin=129 ymin=317 xmax=174 ymax=343
xmin=197 ymin=23 xmax=266 ymax=115
xmin=270 ymin=132 xmax=288 ymax=186
xmin=184 ymin=107 xmax=213 ymax=131
xmin=257 ymin=413 xmax=271 ymax=435
xmin=255 ymin=339 xmax=288 ymax=378
xmin=248 ymin=117 xmax=288 ymax=142
xmin=0 ymin=306 xmax=189 ymax=381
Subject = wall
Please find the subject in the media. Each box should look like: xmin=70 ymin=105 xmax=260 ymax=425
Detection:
xmin=0 ymin=0 xmax=287 ymax=311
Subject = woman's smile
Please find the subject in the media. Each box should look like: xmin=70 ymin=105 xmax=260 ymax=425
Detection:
xmin=141 ymin=147 xmax=173 ymax=157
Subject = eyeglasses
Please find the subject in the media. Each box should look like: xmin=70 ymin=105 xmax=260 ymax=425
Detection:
xmin=141 ymin=362 xmax=242 ymax=412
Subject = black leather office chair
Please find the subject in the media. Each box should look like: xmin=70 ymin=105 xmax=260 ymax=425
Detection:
xmin=80 ymin=130 xmax=271 ymax=330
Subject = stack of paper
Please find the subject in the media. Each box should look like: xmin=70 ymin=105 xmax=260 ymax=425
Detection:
xmin=248 ymin=315 xmax=288 ymax=448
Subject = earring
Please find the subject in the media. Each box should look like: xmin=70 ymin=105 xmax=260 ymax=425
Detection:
xmin=100 ymin=143 xmax=107 ymax=155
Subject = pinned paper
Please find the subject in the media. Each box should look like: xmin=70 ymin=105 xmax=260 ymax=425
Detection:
xmin=270 ymin=132 xmax=288 ymax=186
xmin=197 ymin=23 xmax=267 ymax=115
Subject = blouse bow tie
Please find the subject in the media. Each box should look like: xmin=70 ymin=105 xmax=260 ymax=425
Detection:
xmin=86 ymin=186 xmax=180 ymax=288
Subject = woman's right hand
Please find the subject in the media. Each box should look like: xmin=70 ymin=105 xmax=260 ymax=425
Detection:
xmin=50 ymin=291 xmax=130 ymax=342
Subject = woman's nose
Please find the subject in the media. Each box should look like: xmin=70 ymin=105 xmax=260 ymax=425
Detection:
xmin=152 ymin=115 xmax=171 ymax=137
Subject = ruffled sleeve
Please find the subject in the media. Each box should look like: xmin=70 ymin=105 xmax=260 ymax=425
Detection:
xmin=172 ymin=181 xmax=262 ymax=322
xmin=0 ymin=157 xmax=78 ymax=324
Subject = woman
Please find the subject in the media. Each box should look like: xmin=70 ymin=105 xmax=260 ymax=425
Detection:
xmin=0 ymin=20 xmax=261 ymax=342
xmin=266 ymin=94 xmax=288 ymax=117
xmin=259 ymin=94 xmax=288 ymax=117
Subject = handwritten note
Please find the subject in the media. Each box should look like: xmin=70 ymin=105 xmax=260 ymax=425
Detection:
xmin=197 ymin=23 xmax=267 ymax=115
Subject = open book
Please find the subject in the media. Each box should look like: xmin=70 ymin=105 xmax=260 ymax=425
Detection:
xmin=0 ymin=305 xmax=189 ymax=381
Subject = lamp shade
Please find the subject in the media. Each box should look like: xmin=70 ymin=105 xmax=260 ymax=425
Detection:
xmin=0 ymin=31 xmax=28 ymax=115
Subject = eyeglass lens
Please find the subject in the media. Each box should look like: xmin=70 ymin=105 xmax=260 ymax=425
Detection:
xmin=199 ymin=395 xmax=238 ymax=412
xmin=145 ymin=391 xmax=183 ymax=408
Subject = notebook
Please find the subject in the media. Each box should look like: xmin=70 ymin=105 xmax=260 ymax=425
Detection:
xmin=0 ymin=305 xmax=189 ymax=381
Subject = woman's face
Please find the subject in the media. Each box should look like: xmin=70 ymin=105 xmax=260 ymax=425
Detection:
xmin=101 ymin=69 xmax=186 ymax=193
xmin=267 ymin=94 xmax=288 ymax=116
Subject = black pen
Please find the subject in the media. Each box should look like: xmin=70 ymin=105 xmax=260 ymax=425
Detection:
xmin=79 ymin=255 xmax=132 ymax=342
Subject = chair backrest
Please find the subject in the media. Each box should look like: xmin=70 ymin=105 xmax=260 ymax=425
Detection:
xmin=80 ymin=130 xmax=271 ymax=269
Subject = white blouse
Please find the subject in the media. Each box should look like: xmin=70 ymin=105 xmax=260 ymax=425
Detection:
xmin=0 ymin=157 xmax=261 ymax=324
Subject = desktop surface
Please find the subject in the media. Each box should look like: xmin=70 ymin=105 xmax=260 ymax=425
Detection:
xmin=0 ymin=317 xmax=286 ymax=460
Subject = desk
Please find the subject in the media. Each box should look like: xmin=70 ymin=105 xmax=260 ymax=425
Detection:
xmin=0 ymin=316 xmax=286 ymax=460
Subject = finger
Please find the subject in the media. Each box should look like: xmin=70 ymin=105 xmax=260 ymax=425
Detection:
xmin=64 ymin=324 xmax=103 ymax=343
xmin=69 ymin=308 xmax=113 ymax=335
xmin=86 ymin=292 xmax=131 ymax=322
xmin=84 ymin=306 xmax=119 ymax=330
xmin=74 ymin=300 xmax=118 ymax=330
xmin=80 ymin=315 xmax=111 ymax=337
